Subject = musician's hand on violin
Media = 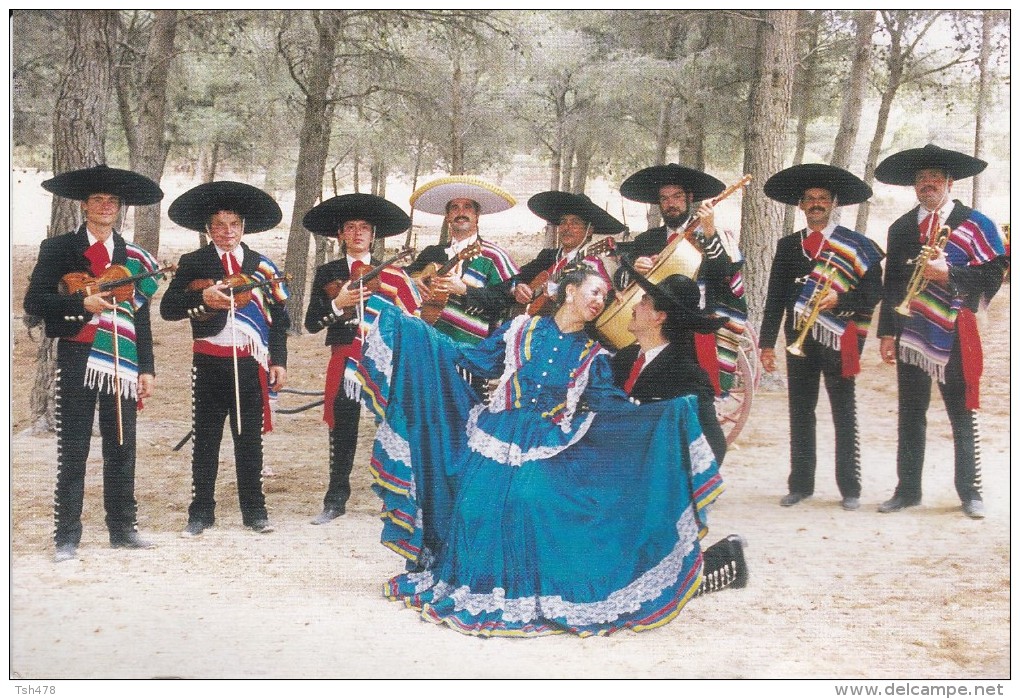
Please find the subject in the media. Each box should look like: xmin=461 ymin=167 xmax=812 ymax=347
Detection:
xmin=696 ymin=202 xmax=716 ymax=238
xmin=922 ymin=251 xmax=950 ymax=284
xmin=137 ymin=373 xmax=155 ymax=400
xmin=268 ymin=365 xmax=287 ymax=391
xmin=333 ymin=280 xmax=372 ymax=309
xmin=513 ymin=283 xmax=534 ymax=304
xmin=817 ymin=289 xmax=839 ymax=311
xmin=634 ymin=256 xmax=657 ymax=274
xmin=879 ymin=336 xmax=897 ymax=366
xmin=202 ymin=283 xmax=236 ymax=310
xmin=760 ymin=348 xmax=777 ymax=373
xmin=83 ymin=291 xmax=117 ymax=314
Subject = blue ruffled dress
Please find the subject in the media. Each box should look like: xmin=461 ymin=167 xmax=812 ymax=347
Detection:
xmin=347 ymin=297 xmax=724 ymax=637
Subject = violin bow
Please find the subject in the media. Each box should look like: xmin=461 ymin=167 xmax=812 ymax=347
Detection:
xmin=112 ymin=302 xmax=124 ymax=445
xmin=228 ymin=288 xmax=242 ymax=435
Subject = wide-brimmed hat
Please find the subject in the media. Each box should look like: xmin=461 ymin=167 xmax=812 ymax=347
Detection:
xmin=409 ymin=175 xmax=516 ymax=215
xmin=41 ymin=164 xmax=163 ymax=206
xmin=763 ymin=164 xmax=872 ymax=206
xmin=303 ymin=193 xmax=410 ymax=238
xmin=527 ymin=191 xmax=625 ymax=235
xmin=620 ymin=164 xmax=725 ymax=204
xmin=617 ymin=257 xmax=726 ymax=335
xmin=168 ymin=181 xmax=282 ymax=233
xmin=875 ymin=144 xmax=987 ymax=185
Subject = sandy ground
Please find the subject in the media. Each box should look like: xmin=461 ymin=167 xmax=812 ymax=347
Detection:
xmin=8 ymin=212 xmax=1011 ymax=680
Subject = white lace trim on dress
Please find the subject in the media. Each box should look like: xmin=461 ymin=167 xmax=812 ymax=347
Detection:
xmin=435 ymin=506 xmax=701 ymax=626
xmin=465 ymin=403 xmax=596 ymax=467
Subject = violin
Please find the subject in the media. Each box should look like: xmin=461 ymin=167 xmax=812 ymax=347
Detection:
xmin=60 ymin=263 xmax=177 ymax=304
xmin=186 ymin=273 xmax=290 ymax=320
xmin=323 ymin=247 xmax=415 ymax=323
xmin=412 ymin=241 xmax=482 ymax=325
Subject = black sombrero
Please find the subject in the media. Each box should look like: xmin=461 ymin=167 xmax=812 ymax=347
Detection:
xmin=617 ymin=257 xmax=726 ymax=335
xmin=168 ymin=181 xmax=282 ymax=233
xmin=41 ymin=164 xmax=163 ymax=206
xmin=303 ymin=193 xmax=410 ymax=238
xmin=527 ymin=191 xmax=625 ymax=235
xmin=620 ymin=164 xmax=725 ymax=204
xmin=875 ymin=144 xmax=987 ymax=186
xmin=763 ymin=164 xmax=872 ymax=206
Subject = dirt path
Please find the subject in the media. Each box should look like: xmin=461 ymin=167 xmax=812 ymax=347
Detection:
xmin=9 ymin=238 xmax=1010 ymax=679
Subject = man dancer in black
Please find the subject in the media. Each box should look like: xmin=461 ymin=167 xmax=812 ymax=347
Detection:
xmin=610 ymin=266 xmax=747 ymax=595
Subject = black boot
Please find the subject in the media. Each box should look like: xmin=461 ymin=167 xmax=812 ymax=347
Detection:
xmin=313 ymin=427 xmax=355 ymax=524
xmin=696 ymin=534 xmax=748 ymax=596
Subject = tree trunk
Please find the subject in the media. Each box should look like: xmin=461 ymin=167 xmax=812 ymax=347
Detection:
xmin=571 ymin=139 xmax=592 ymax=194
xmin=647 ymin=18 xmax=683 ymax=231
xmin=283 ymin=11 xmax=339 ymax=335
xmin=830 ymin=10 xmax=875 ymax=170
xmin=647 ymin=98 xmax=674 ymax=230
xmin=49 ymin=12 xmax=116 ymax=238
xmin=371 ymin=160 xmax=387 ymax=258
xmin=353 ymin=150 xmax=362 ymax=192
xmin=741 ymin=10 xmax=798 ymax=331
xmin=676 ymin=101 xmax=705 ymax=171
xmin=130 ymin=9 xmax=178 ymax=256
xmin=30 ymin=10 xmax=118 ymax=433
xmin=547 ymin=145 xmax=561 ymax=192
xmin=450 ymin=43 xmax=464 ymax=177
xmin=205 ymin=142 xmax=219 ymax=183
xmin=972 ymin=10 xmax=992 ymax=210
xmin=197 ymin=140 xmax=221 ymax=248
xmin=561 ymin=137 xmax=575 ymax=193
xmin=784 ymin=11 xmax=819 ymax=235
xmin=406 ymin=134 xmax=424 ymax=250
xmin=855 ymin=13 xmax=905 ymax=234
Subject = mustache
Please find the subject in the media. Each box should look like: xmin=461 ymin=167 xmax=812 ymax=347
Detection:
xmin=809 ymin=206 xmax=825 ymax=213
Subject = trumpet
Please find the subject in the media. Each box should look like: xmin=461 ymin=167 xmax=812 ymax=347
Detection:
xmin=895 ymin=225 xmax=951 ymax=316
xmin=787 ymin=254 xmax=837 ymax=357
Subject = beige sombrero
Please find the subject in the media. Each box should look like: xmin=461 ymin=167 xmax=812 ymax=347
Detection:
xmin=410 ymin=175 xmax=516 ymax=215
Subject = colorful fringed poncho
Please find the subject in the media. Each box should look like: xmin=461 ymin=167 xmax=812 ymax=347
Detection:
xmin=897 ymin=209 xmax=1005 ymax=383
xmin=84 ymin=243 xmax=165 ymax=400
xmin=794 ymin=226 xmax=885 ymax=356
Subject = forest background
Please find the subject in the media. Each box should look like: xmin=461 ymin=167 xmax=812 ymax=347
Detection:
xmin=7 ymin=9 xmax=1012 ymax=681
xmin=12 ymin=9 xmax=1010 ymax=324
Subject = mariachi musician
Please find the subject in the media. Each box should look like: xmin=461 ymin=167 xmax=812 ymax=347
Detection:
xmin=25 ymin=164 xmax=166 ymax=562
xmin=499 ymin=191 xmax=622 ymax=313
xmin=613 ymin=164 xmax=748 ymax=395
xmin=873 ymin=144 xmax=1007 ymax=519
xmin=403 ymin=175 xmax=519 ymax=345
xmin=758 ymin=164 xmax=883 ymax=511
xmin=302 ymin=193 xmax=421 ymax=525
xmin=160 ymin=181 xmax=290 ymax=536
xmin=403 ymin=176 xmax=518 ymax=393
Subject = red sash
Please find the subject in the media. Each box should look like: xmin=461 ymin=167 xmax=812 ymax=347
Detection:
xmin=192 ymin=340 xmax=272 ymax=432
xmin=324 ymin=343 xmax=357 ymax=430
xmin=695 ymin=332 xmax=722 ymax=396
